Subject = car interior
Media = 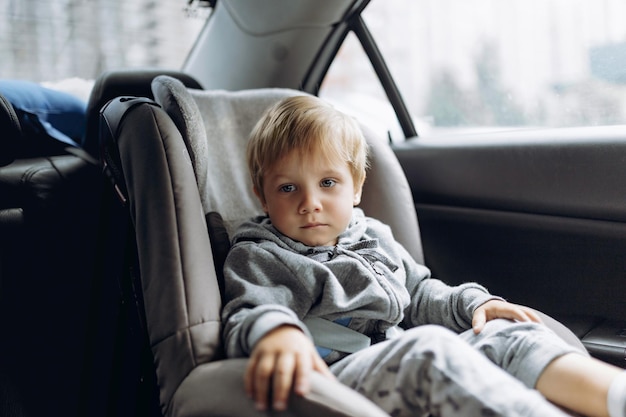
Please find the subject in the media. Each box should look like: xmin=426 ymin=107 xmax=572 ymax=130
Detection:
xmin=1 ymin=1 xmax=625 ymax=416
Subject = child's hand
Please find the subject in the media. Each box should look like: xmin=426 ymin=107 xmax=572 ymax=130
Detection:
xmin=472 ymin=299 xmax=542 ymax=334
xmin=245 ymin=325 xmax=335 ymax=411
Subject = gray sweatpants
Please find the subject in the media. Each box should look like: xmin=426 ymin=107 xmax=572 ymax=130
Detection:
xmin=330 ymin=319 xmax=581 ymax=417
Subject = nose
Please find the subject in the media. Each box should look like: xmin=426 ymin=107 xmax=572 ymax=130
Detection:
xmin=299 ymin=189 xmax=322 ymax=214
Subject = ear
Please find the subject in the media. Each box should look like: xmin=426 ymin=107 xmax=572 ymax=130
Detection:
xmin=353 ymin=179 xmax=364 ymax=206
xmin=253 ymin=186 xmax=269 ymax=213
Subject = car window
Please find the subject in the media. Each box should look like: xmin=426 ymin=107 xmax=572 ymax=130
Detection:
xmin=0 ymin=1 xmax=209 ymax=97
xmin=320 ymin=31 xmax=406 ymax=144
xmin=320 ymin=0 xmax=626 ymax=139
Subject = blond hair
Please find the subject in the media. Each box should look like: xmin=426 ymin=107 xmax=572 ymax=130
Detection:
xmin=247 ymin=95 xmax=368 ymax=199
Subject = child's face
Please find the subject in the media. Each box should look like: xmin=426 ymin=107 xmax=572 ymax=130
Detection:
xmin=256 ymin=148 xmax=362 ymax=247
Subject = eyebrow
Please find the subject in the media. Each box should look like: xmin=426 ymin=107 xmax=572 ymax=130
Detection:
xmin=272 ymin=168 xmax=346 ymax=180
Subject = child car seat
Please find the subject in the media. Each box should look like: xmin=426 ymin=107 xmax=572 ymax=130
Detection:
xmin=100 ymin=75 xmax=586 ymax=417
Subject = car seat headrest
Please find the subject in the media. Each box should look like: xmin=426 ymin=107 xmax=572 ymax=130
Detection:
xmin=85 ymin=69 xmax=204 ymax=158
xmin=151 ymin=75 xmax=302 ymax=236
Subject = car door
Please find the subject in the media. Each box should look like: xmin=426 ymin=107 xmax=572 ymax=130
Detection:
xmin=393 ymin=126 xmax=626 ymax=328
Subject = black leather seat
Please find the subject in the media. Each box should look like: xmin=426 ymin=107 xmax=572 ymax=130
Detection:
xmin=0 ymin=91 xmax=102 ymax=416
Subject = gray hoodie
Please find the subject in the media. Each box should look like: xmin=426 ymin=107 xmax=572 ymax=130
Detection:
xmin=222 ymin=208 xmax=496 ymax=363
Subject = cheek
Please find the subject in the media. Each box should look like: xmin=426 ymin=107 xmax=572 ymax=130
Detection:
xmin=337 ymin=195 xmax=357 ymax=217
xmin=265 ymin=199 xmax=289 ymax=217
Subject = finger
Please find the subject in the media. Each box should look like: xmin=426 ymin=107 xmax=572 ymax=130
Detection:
xmin=312 ymin=354 xmax=335 ymax=381
xmin=272 ymin=354 xmax=296 ymax=411
xmin=253 ymin=353 xmax=276 ymax=411
xmin=244 ymin=354 xmax=258 ymax=399
xmin=472 ymin=308 xmax=487 ymax=334
xmin=506 ymin=305 xmax=541 ymax=324
xmin=523 ymin=307 xmax=543 ymax=324
xmin=293 ymin=351 xmax=312 ymax=396
xmin=504 ymin=306 xmax=532 ymax=323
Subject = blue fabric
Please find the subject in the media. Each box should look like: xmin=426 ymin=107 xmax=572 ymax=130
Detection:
xmin=316 ymin=346 xmax=333 ymax=358
xmin=0 ymin=80 xmax=87 ymax=153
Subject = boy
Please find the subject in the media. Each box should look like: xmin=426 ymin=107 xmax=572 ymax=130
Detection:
xmin=221 ymin=95 xmax=626 ymax=417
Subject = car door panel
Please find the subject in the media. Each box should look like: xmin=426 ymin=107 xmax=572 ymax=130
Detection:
xmin=393 ymin=126 xmax=626 ymax=325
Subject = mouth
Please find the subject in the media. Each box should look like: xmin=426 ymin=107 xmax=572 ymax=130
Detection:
xmin=301 ymin=222 xmax=326 ymax=229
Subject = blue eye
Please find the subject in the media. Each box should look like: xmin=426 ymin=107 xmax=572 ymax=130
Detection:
xmin=280 ymin=184 xmax=296 ymax=193
xmin=321 ymin=179 xmax=336 ymax=188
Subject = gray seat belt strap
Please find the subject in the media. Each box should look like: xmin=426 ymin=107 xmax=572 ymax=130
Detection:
xmin=303 ymin=316 xmax=371 ymax=354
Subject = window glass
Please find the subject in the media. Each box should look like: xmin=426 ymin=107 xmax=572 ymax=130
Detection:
xmin=0 ymin=0 xmax=208 ymax=96
xmin=320 ymin=0 xmax=626 ymax=138
xmin=320 ymin=32 xmax=405 ymax=143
